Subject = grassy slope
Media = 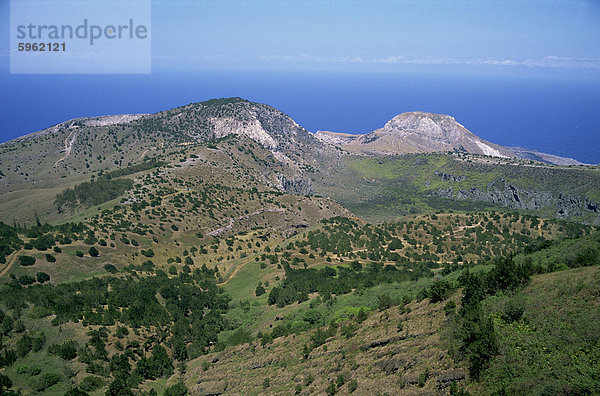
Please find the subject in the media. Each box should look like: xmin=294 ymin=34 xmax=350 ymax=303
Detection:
xmin=477 ymin=266 xmax=600 ymax=395
xmin=319 ymin=153 xmax=600 ymax=223
xmin=182 ymin=250 xmax=600 ymax=395
xmin=183 ymin=289 xmax=465 ymax=395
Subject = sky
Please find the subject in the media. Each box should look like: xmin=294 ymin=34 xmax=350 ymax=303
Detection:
xmin=1 ymin=0 xmax=599 ymax=75
xmin=147 ymin=0 xmax=600 ymax=76
xmin=0 ymin=0 xmax=599 ymax=161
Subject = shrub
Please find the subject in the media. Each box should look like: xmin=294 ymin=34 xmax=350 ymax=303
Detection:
xmin=45 ymin=254 xmax=56 ymax=263
xmin=115 ymin=326 xmax=129 ymax=338
xmin=104 ymin=264 xmax=118 ymax=274
xmin=88 ymin=246 xmax=99 ymax=257
xmin=348 ymin=379 xmax=358 ymax=392
xmin=18 ymin=275 xmax=36 ymax=285
xmin=501 ymin=299 xmax=524 ymax=323
xmin=164 ymin=381 xmax=188 ymax=396
xmin=36 ymin=272 xmax=50 ymax=283
xmin=378 ymin=294 xmax=393 ymax=310
xmin=79 ymin=376 xmax=105 ymax=392
xmin=49 ymin=340 xmax=78 ymax=360
xmin=427 ymin=280 xmax=454 ymax=303
xmin=255 ymin=283 xmax=266 ymax=297
xmin=35 ymin=372 xmax=61 ymax=392
xmin=19 ymin=255 xmax=36 ymax=266
xmin=16 ymin=334 xmax=33 ymax=357
xmin=32 ymin=332 xmax=46 ymax=351
xmin=444 ymin=300 xmax=456 ymax=316
xmin=141 ymin=249 xmax=154 ymax=257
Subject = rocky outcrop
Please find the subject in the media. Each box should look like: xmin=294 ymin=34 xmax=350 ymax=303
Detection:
xmin=435 ymin=171 xmax=466 ymax=182
xmin=318 ymin=112 xmax=515 ymax=158
xmin=436 ymin=369 xmax=467 ymax=390
xmin=276 ymin=175 xmax=314 ymax=196
xmin=454 ymin=179 xmax=554 ymax=211
xmin=436 ymin=178 xmax=600 ymax=223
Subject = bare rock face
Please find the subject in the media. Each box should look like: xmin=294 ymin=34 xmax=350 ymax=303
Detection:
xmin=276 ymin=174 xmax=314 ymax=196
xmin=314 ymin=131 xmax=359 ymax=145
xmin=316 ymin=111 xmax=515 ymax=158
xmin=315 ymin=111 xmax=582 ymax=165
xmin=435 ymin=178 xmax=600 ymax=224
xmin=453 ymin=178 xmax=554 ymax=211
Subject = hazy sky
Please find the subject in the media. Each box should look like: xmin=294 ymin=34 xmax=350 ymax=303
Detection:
xmin=147 ymin=0 xmax=600 ymax=77
xmin=1 ymin=0 xmax=600 ymax=77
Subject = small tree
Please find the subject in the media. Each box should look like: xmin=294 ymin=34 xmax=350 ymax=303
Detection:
xmin=36 ymin=272 xmax=50 ymax=283
xmin=88 ymin=246 xmax=99 ymax=257
xmin=18 ymin=255 xmax=36 ymax=266
xmin=255 ymin=282 xmax=266 ymax=297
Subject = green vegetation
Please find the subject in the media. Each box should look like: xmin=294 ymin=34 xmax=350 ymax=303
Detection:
xmin=0 ymin=223 xmax=22 ymax=264
xmin=0 ymin=265 xmax=228 ymax=394
xmin=55 ymin=178 xmax=134 ymax=211
xmin=336 ymin=154 xmax=600 ymax=223
xmin=0 ymin=102 xmax=599 ymax=394
xmin=103 ymin=159 xmax=166 ymax=179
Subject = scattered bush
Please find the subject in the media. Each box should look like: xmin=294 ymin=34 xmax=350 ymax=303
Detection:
xmin=19 ymin=255 xmax=36 ymax=266
xmin=36 ymin=272 xmax=50 ymax=283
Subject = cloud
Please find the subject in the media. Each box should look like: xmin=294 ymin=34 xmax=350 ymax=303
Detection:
xmin=259 ymin=54 xmax=600 ymax=70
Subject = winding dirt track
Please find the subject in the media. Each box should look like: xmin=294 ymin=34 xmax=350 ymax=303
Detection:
xmin=54 ymin=129 xmax=78 ymax=167
xmin=0 ymin=247 xmax=24 ymax=278
xmin=217 ymin=263 xmax=245 ymax=286
xmin=207 ymin=208 xmax=286 ymax=237
xmin=213 ymin=208 xmax=286 ymax=285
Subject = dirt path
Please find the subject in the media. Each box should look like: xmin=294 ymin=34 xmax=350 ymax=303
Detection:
xmin=54 ymin=129 xmax=78 ymax=167
xmin=0 ymin=247 xmax=24 ymax=278
xmin=217 ymin=262 xmax=246 ymax=286
xmin=207 ymin=208 xmax=286 ymax=237
xmin=138 ymin=147 xmax=156 ymax=161
xmin=214 ymin=208 xmax=287 ymax=285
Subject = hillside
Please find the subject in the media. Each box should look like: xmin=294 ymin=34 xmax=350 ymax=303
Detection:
xmin=1 ymin=98 xmax=598 ymax=228
xmin=315 ymin=153 xmax=600 ymax=225
xmin=0 ymin=206 xmax=597 ymax=394
xmin=0 ymin=98 xmax=340 ymax=226
xmin=0 ymin=97 xmax=599 ymax=395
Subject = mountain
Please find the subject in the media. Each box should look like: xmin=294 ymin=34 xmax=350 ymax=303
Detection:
xmin=315 ymin=111 xmax=581 ymax=165
xmin=0 ymin=98 xmax=342 ymax=224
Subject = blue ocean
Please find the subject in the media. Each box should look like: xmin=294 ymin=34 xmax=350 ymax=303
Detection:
xmin=0 ymin=71 xmax=598 ymax=164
